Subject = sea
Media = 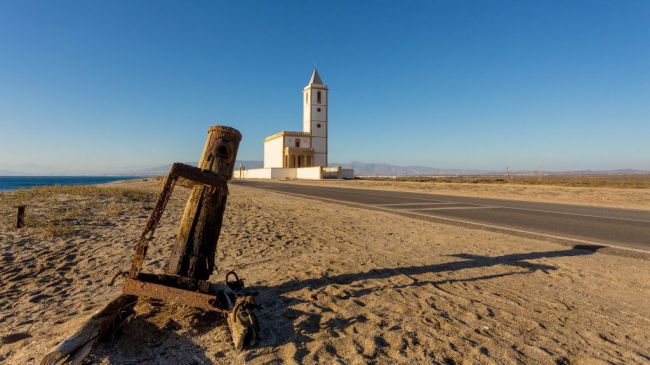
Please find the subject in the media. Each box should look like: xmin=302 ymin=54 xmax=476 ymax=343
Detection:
xmin=0 ymin=176 xmax=142 ymax=192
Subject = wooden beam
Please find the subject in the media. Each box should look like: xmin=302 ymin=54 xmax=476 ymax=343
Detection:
xmin=167 ymin=126 xmax=242 ymax=280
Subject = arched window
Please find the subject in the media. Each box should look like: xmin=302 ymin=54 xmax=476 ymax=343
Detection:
xmin=317 ymin=91 xmax=321 ymax=104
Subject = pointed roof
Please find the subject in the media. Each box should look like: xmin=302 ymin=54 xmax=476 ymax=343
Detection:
xmin=308 ymin=69 xmax=323 ymax=86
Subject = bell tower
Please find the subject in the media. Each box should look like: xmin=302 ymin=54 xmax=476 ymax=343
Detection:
xmin=303 ymin=69 xmax=328 ymax=167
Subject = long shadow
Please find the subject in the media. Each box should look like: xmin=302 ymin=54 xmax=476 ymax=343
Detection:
xmin=251 ymin=245 xmax=601 ymax=363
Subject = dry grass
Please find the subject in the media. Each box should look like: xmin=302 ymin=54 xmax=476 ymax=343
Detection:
xmin=362 ymin=174 xmax=650 ymax=189
xmin=0 ymin=185 xmax=156 ymax=237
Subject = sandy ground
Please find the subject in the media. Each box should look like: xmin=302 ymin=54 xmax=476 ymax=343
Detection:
xmin=274 ymin=179 xmax=650 ymax=210
xmin=1 ymin=179 xmax=649 ymax=364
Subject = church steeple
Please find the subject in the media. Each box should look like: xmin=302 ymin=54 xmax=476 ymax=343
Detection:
xmin=303 ymin=69 xmax=328 ymax=167
xmin=308 ymin=69 xmax=324 ymax=86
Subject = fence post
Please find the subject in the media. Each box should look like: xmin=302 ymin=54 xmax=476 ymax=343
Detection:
xmin=15 ymin=205 xmax=26 ymax=228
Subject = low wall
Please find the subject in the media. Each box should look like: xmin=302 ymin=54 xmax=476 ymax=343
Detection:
xmin=240 ymin=168 xmax=272 ymax=179
xmin=271 ymin=168 xmax=297 ymax=179
xmin=296 ymin=166 xmax=323 ymax=180
xmin=238 ymin=166 xmax=352 ymax=180
xmin=239 ymin=168 xmax=299 ymax=179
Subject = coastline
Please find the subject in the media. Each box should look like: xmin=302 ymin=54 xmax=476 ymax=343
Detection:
xmin=0 ymin=176 xmax=144 ymax=192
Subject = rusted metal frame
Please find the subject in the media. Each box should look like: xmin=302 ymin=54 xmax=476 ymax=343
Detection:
xmin=134 ymin=273 xmax=211 ymax=293
xmin=128 ymin=173 xmax=178 ymax=277
xmin=122 ymin=277 xmax=230 ymax=313
xmin=127 ymin=164 xmax=227 ymax=278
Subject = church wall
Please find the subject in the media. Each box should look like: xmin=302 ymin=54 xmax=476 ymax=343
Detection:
xmin=308 ymin=87 xmax=328 ymax=105
xmin=313 ymin=153 xmax=327 ymax=167
xmin=283 ymin=136 xmax=311 ymax=148
xmin=264 ymin=137 xmax=284 ymax=168
xmin=310 ymin=105 xmax=326 ymax=121
xmin=303 ymin=87 xmax=328 ymax=133
xmin=311 ymin=120 xmax=327 ymax=138
xmin=311 ymin=136 xmax=327 ymax=154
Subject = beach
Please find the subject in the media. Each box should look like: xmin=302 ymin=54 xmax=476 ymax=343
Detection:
xmin=1 ymin=179 xmax=649 ymax=364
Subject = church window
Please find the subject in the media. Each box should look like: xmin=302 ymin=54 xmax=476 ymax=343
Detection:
xmin=317 ymin=107 xmax=321 ymax=112
xmin=295 ymin=139 xmax=300 ymax=147
xmin=317 ymin=123 xmax=321 ymax=128
xmin=317 ymin=91 xmax=321 ymax=104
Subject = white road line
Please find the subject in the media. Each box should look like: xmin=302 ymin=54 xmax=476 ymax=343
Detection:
xmin=373 ymin=202 xmax=449 ymax=206
xmin=407 ymin=206 xmax=499 ymax=211
xmin=256 ymin=188 xmax=650 ymax=255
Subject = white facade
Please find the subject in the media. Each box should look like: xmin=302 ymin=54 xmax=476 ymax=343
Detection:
xmin=243 ymin=69 xmax=353 ymax=180
xmin=263 ymin=136 xmax=284 ymax=168
xmin=263 ymin=131 xmax=313 ymax=168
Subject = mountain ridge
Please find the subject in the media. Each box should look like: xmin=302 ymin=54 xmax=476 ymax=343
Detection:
xmin=1 ymin=161 xmax=648 ymax=177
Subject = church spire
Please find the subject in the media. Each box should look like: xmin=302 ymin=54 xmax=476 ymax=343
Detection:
xmin=308 ymin=69 xmax=323 ymax=86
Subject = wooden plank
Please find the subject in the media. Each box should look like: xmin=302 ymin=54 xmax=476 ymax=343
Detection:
xmin=40 ymin=295 xmax=137 ymax=365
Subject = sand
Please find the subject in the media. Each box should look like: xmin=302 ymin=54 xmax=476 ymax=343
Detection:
xmin=1 ymin=179 xmax=649 ymax=364
xmin=276 ymin=179 xmax=650 ymax=210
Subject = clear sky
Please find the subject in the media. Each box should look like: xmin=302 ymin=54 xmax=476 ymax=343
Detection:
xmin=1 ymin=0 xmax=648 ymax=172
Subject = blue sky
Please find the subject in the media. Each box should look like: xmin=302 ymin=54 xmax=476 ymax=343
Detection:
xmin=0 ymin=0 xmax=648 ymax=172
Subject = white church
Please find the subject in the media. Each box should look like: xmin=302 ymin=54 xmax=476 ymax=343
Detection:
xmin=239 ymin=70 xmax=354 ymax=180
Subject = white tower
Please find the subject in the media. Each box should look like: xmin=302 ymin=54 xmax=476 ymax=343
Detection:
xmin=303 ymin=69 xmax=328 ymax=167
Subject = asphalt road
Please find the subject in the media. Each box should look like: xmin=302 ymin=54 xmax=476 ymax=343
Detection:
xmin=232 ymin=180 xmax=650 ymax=253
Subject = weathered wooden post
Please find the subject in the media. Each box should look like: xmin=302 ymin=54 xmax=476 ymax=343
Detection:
xmin=167 ymin=125 xmax=242 ymax=280
xmin=41 ymin=126 xmax=258 ymax=364
xmin=15 ymin=205 xmax=26 ymax=228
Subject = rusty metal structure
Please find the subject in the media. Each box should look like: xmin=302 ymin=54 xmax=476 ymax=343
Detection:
xmin=122 ymin=126 xmax=259 ymax=349
xmin=40 ymin=126 xmax=258 ymax=365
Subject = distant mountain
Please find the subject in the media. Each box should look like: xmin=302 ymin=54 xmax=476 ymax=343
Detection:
xmin=127 ymin=160 xmax=264 ymax=176
xmin=2 ymin=161 xmax=647 ymax=177
xmin=337 ymin=161 xmax=487 ymax=176
xmin=538 ymin=169 xmax=650 ymax=176
xmin=0 ymin=164 xmax=86 ymax=176
xmin=236 ymin=160 xmax=264 ymax=169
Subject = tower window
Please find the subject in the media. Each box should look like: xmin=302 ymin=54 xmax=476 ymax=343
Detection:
xmin=295 ymin=139 xmax=300 ymax=147
xmin=317 ymin=91 xmax=321 ymax=104
xmin=317 ymin=107 xmax=321 ymax=112
xmin=317 ymin=123 xmax=321 ymax=128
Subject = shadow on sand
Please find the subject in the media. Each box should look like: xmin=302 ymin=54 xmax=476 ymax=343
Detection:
xmin=250 ymin=244 xmax=602 ymax=363
xmin=88 ymin=244 xmax=602 ymax=364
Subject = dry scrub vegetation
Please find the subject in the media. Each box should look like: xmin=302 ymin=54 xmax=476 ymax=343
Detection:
xmin=297 ymin=175 xmax=650 ymax=209
xmin=0 ymin=185 xmax=156 ymax=238
xmin=363 ymin=174 xmax=650 ymax=189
